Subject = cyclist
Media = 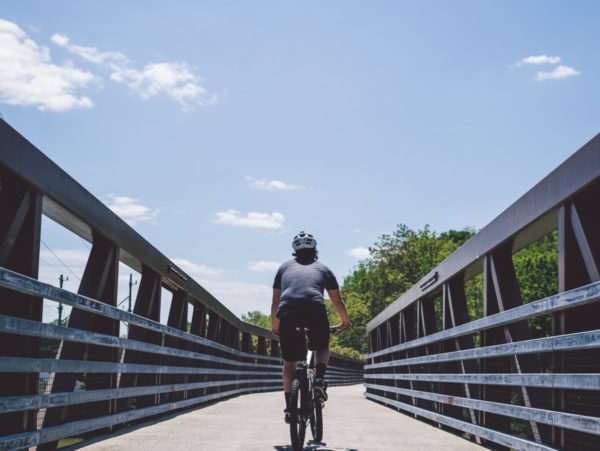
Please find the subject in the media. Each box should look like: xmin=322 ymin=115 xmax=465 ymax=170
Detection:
xmin=271 ymin=231 xmax=352 ymax=422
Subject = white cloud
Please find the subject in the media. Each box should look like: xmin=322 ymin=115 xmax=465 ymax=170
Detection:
xmin=346 ymin=247 xmax=370 ymax=259
xmin=103 ymin=194 xmax=159 ymax=226
xmin=166 ymin=256 xmax=272 ymax=316
xmin=51 ymin=33 xmax=127 ymax=65
xmin=111 ymin=62 xmax=216 ymax=108
xmin=170 ymin=257 xmax=221 ymax=276
xmin=51 ymin=32 xmax=216 ymax=109
xmin=248 ymin=260 xmax=280 ymax=272
xmin=535 ymin=65 xmax=581 ymax=81
xmin=0 ymin=19 xmax=95 ymax=111
xmin=245 ymin=177 xmax=306 ymax=191
xmin=200 ymin=280 xmax=272 ymax=316
xmin=214 ymin=209 xmax=285 ymax=229
xmin=516 ymin=54 xmax=561 ymax=66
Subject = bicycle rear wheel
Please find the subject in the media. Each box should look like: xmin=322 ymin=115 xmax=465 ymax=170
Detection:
xmin=310 ymin=396 xmax=323 ymax=443
xmin=289 ymin=369 xmax=307 ymax=451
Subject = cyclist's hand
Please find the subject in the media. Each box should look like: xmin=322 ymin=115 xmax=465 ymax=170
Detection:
xmin=271 ymin=327 xmax=280 ymax=336
xmin=340 ymin=321 xmax=352 ymax=331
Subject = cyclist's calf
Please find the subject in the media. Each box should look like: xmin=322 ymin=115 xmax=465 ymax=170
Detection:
xmin=283 ymin=361 xmax=298 ymax=392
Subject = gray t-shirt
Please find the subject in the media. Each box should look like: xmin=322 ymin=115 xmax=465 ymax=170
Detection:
xmin=273 ymin=258 xmax=339 ymax=316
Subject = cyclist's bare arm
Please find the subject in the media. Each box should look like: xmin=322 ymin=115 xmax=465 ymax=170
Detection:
xmin=327 ymin=289 xmax=351 ymax=330
xmin=271 ymin=288 xmax=281 ymax=335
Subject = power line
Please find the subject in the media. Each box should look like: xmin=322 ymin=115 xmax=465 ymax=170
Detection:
xmin=79 ymin=237 xmax=91 ymax=250
xmin=38 ymin=256 xmax=64 ymax=274
xmin=40 ymin=239 xmax=82 ymax=281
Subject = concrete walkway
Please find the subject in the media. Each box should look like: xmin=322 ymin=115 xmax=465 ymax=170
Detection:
xmin=76 ymin=385 xmax=483 ymax=451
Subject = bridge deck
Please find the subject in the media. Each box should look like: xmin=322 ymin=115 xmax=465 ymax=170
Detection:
xmin=75 ymin=385 xmax=483 ymax=451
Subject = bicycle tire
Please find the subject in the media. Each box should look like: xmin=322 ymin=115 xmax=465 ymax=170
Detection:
xmin=311 ymin=397 xmax=323 ymax=443
xmin=289 ymin=369 xmax=307 ymax=451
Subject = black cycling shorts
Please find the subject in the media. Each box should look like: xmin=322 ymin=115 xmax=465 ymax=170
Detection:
xmin=278 ymin=302 xmax=330 ymax=362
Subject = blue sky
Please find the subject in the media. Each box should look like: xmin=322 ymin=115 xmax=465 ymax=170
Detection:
xmin=1 ymin=1 xmax=599 ymax=322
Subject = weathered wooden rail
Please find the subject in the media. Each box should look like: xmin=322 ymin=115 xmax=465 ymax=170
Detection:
xmin=366 ymin=133 xmax=600 ymax=450
xmin=0 ymin=120 xmax=363 ymax=450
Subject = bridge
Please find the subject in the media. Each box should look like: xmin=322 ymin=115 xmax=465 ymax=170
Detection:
xmin=0 ymin=118 xmax=599 ymax=451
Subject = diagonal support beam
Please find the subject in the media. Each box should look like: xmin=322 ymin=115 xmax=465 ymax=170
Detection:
xmin=445 ymin=279 xmax=481 ymax=444
xmin=570 ymin=204 xmax=600 ymax=282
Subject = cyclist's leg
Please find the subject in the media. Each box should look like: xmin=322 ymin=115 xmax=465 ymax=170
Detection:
xmin=283 ymin=361 xmax=297 ymax=393
xmin=305 ymin=303 xmax=330 ymax=400
xmin=279 ymin=313 xmax=307 ymax=419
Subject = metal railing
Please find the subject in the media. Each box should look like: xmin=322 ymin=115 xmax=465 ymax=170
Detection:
xmin=366 ymin=133 xmax=600 ymax=450
xmin=0 ymin=120 xmax=363 ymax=450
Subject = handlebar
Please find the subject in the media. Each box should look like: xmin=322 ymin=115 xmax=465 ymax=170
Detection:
xmin=296 ymin=323 xmax=352 ymax=335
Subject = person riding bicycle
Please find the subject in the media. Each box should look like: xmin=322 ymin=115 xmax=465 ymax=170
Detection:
xmin=271 ymin=231 xmax=352 ymax=422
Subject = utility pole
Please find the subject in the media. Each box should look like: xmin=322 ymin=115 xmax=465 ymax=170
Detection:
xmin=58 ymin=274 xmax=68 ymax=326
xmin=128 ymin=274 xmax=134 ymax=313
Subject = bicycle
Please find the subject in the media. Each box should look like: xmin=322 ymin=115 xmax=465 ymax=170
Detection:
xmin=288 ymin=326 xmax=342 ymax=451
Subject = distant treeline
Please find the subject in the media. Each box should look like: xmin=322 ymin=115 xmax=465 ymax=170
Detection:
xmin=243 ymin=224 xmax=558 ymax=359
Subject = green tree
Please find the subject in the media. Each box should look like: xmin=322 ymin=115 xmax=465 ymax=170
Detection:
xmin=241 ymin=310 xmax=271 ymax=330
xmin=340 ymin=224 xmax=476 ymax=356
xmin=512 ymin=231 xmax=558 ymax=338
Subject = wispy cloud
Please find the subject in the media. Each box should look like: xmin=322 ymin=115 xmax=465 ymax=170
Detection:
xmin=161 ymin=256 xmax=273 ymax=316
xmin=214 ymin=209 xmax=285 ymax=229
xmin=0 ymin=19 xmax=95 ymax=111
xmin=248 ymin=260 xmax=280 ymax=272
xmin=245 ymin=177 xmax=306 ymax=191
xmin=51 ymin=33 xmax=127 ymax=65
xmin=516 ymin=54 xmax=561 ymax=66
xmin=535 ymin=65 xmax=580 ymax=81
xmin=170 ymin=257 xmax=221 ymax=276
xmin=346 ymin=247 xmax=370 ymax=259
xmin=103 ymin=194 xmax=159 ymax=226
xmin=52 ymin=32 xmax=216 ymax=109
xmin=513 ymin=54 xmax=580 ymax=82
xmin=110 ymin=62 xmax=216 ymax=108
xmin=200 ymin=280 xmax=272 ymax=316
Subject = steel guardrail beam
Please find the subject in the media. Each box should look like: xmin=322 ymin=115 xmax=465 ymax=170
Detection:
xmin=0 ymin=267 xmax=281 ymax=362
xmin=365 ymin=328 xmax=600 ymax=369
xmin=364 ymin=384 xmax=600 ymax=436
xmin=365 ymin=393 xmax=557 ymax=451
xmin=365 ymin=280 xmax=600 ymax=359
xmin=364 ymin=373 xmax=600 ymax=390
xmin=0 ymin=315 xmax=281 ymax=369
xmin=1 ymin=357 xmax=282 ymax=376
xmin=0 ymin=379 xmax=280 ymax=414
xmin=0 ymin=386 xmax=278 ymax=450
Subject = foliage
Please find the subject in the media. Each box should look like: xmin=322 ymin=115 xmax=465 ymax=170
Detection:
xmin=340 ymin=224 xmax=475 ymax=354
xmin=241 ymin=310 xmax=271 ymax=329
xmin=339 ymin=224 xmax=558 ymax=356
xmin=512 ymin=231 xmax=558 ymax=338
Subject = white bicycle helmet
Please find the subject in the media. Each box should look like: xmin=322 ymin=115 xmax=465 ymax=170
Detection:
xmin=292 ymin=231 xmax=317 ymax=251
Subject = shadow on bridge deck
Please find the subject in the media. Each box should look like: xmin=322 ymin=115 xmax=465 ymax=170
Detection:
xmin=70 ymin=385 xmax=483 ymax=451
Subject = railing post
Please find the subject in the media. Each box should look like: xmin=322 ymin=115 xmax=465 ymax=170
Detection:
xmin=40 ymin=231 xmax=120 ymax=449
xmin=444 ymin=277 xmax=480 ymax=443
xmin=0 ymin=171 xmax=42 ymax=438
xmin=117 ymin=265 xmax=162 ymax=413
xmin=556 ymin=181 xmax=600 ymax=448
xmin=162 ymin=290 xmax=188 ymax=403
xmin=187 ymin=301 xmax=206 ymax=400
